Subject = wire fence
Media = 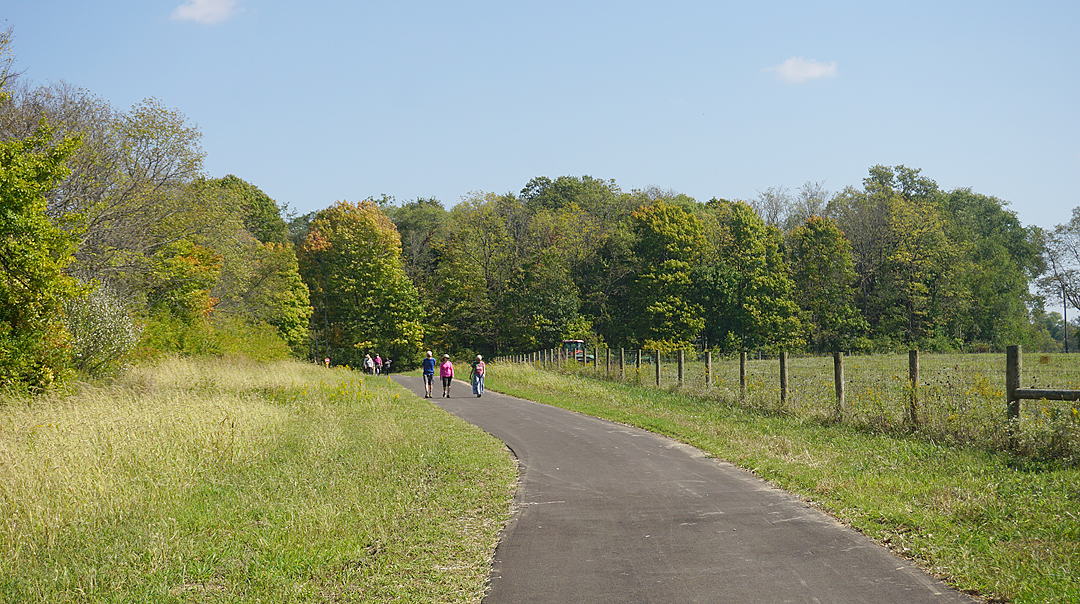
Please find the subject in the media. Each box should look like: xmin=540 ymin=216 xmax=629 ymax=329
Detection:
xmin=496 ymin=347 xmax=1080 ymax=458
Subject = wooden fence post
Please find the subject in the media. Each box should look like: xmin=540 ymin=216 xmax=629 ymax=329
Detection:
xmin=780 ymin=351 xmax=788 ymax=408
xmin=636 ymin=349 xmax=642 ymax=383
xmin=908 ymin=350 xmax=920 ymax=427
xmin=606 ymin=348 xmax=611 ymax=377
xmin=705 ymin=350 xmax=712 ymax=389
xmin=619 ymin=348 xmax=625 ymax=380
xmin=740 ymin=350 xmax=747 ymax=400
xmin=1006 ymin=345 xmax=1021 ymax=422
xmin=655 ymin=350 xmax=661 ymax=387
xmin=833 ymin=352 xmax=845 ymax=419
xmin=678 ymin=350 xmax=685 ymax=385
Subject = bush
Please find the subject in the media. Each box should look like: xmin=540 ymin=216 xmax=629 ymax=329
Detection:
xmin=133 ymin=311 xmax=291 ymax=363
xmin=210 ymin=313 xmax=291 ymax=362
xmin=135 ymin=313 xmax=220 ymax=359
xmin=62 ymin=285 xmax=142 ymax=377
xmin=0 ymin=322 xmax=73 ymax=392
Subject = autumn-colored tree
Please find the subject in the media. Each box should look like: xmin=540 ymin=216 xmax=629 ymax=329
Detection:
xmin=298 ymin=200 xmax=423 ymax=367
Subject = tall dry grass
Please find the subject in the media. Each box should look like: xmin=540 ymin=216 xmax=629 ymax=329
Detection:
xmin=0 ymin=356 xmax=515 ymax=603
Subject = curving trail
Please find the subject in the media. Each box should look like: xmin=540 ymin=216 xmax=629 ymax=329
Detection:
xmin=393 ymin=375 xmax=978 ymax=604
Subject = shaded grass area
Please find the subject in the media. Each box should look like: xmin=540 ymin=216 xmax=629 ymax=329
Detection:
xmin=488 ymin=362 xmax=1079 ymax=604
xmin=0 ymin=357 xmax=516 ymax=603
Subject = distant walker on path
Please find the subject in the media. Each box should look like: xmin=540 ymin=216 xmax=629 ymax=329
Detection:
xmin=440 ymin=354 xmax=454 ymax=398
xmin=421 ymin=351 xmax=436 ymax=398
xmin=471 ymin=355 xmax=486 ymax=397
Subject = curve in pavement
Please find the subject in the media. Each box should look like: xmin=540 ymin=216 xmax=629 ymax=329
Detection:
xmin=393 ymin=375 xmax=978 ymax=604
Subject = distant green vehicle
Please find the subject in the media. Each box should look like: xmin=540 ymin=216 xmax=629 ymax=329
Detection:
xmin=561 ymin=339 xmax=592 ymax=362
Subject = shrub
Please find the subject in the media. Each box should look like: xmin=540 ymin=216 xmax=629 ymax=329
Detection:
xmin=62 ymin=285 xmax=142 ymax=377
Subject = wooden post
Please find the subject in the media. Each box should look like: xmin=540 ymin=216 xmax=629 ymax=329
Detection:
xmin=619 ymin=348 xmax=625 ymax=380
xmin=740 ymin=350 xmax=747 ymax=400
xmin=655 ymin=350 xmax=661 ymax=387
xmin=705 ymin=350 xmax=712 ymax=389
xmin=1006 ymin=345 xmax=1021 ymax=421
xmin=678 ymin=350 xmax=685 ymax=385
xmin=780 ymin=351 xmax=788 ymax=408
xmin=606 ymin=347 xmax=611 ymax=377
xmin=636 ymin=349 xmax=642 ymax=383
xmin=833 ymin=352 xmax=845 ymax=419
xmin=908 ymin=350 xmax=920 ymax=427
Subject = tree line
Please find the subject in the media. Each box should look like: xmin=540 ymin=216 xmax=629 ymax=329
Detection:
xmin=378 ymin=169 xmax=1051 ymax=363
xmin=0 ymin=26 xmax=1072 ymax=388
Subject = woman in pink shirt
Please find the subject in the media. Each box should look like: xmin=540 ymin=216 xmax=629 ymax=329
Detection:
xmin=439 ymin=354 xmax=455 ymax=397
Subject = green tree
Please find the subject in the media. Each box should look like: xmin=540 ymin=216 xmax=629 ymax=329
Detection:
xmin=0 ymin=85 xmax=210 ymax=310
xmin=429 ymin=192 xmax=518 ymax=355
xmin=702 ymin=199 xmax=803 ymax=353
xmin=829 ymin=165 xmax=963 ymax=348
xmin=194 ymin=177 xmax=311 ymax=356
xmin=787 ymin=216 xmax=867 ymax=351
xmin=215 ymin=174 xmax=289 ymax=244
xmin=0 ymin=121 xmax=81 ymax=388
xmin=941 ymin=188 xmax=1042 ymax=347
xmin=626 ymin=200 xmax=707 ymax=348
xmin=297 ymin=200 xmax=424 ymax=367
xmin=387 ymin=197 xmax=449 ymax=302
xmin=880 ymin=191 xmax=962 ymax=345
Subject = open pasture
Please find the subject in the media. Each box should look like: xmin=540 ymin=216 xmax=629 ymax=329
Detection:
xmin=557 ymin=350 xmax=1080 ymax=458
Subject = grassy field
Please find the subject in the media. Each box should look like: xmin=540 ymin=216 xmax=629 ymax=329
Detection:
xmin=488 ymin=360 xmax=1080 ymax=604
xmin=0 ymin=357 xmax=516 ymax=603
xmin=564 ymin=349 xmax=1080 ymax=459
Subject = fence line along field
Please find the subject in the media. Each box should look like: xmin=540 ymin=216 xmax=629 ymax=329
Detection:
xmin=509 ymin=348 xmax=1080 ymax=459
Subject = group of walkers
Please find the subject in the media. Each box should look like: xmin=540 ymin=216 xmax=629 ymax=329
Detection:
xmin=420 ymin=350 xmax=486 ymax=398
xmin=356 ymin=350 xmax=486 ymax=399
xmin=362 ymin=353 xmax=391 ymax=375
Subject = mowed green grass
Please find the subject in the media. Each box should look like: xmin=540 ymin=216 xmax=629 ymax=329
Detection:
xmin=488 ymin=360 xmax=1080 ymax=604
xmin=0 ymin=357 xmax=516 ymax=603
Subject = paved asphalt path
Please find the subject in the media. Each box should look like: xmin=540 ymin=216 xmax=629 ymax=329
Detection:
xmin=393 ymin=375 xmax=978 ymax=604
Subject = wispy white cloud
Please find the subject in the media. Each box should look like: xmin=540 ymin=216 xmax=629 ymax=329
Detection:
xmin=766 ymin=57 xmax=838 ymax=83
xmin=171 ymin=0 xmax=240 ymax=24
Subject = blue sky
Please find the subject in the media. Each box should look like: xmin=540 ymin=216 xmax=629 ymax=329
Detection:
xmin=3 ymin=0 xmax=1078 ymax=230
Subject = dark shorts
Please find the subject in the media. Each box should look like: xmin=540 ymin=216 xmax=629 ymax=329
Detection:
xmin=423 ymin=373 xmax=434 ymax=385
xmin=442 ymin=376 xmax=452 ymax=387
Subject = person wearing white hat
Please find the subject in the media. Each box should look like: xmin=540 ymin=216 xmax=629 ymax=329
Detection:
xmin=470 ymin=354 xmax=486 ymax=397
